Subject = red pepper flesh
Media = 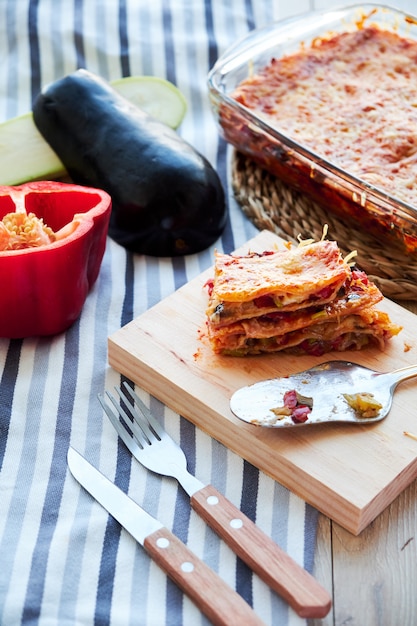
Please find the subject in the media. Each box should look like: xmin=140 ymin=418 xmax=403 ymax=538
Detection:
xmin=0 ymin=181 xmax=111 ymax=338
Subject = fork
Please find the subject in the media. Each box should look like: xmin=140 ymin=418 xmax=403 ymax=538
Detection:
xmin=98 ymin=382 xmax=331 ymax=619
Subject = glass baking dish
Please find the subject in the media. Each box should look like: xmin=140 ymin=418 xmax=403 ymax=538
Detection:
xmin=208 ymin=4 xmax=417 ymax=257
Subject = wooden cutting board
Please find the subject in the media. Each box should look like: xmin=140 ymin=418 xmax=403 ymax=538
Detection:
xmin=108 ymin=230 xmax=417 ymax=535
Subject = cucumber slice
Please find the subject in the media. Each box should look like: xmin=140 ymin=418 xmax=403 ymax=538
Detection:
xmin=0 ymin=75 xmax=187 ymax=186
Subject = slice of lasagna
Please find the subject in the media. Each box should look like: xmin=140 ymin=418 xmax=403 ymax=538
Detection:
xmin=205 ymin=240 xmax=401 ymax=356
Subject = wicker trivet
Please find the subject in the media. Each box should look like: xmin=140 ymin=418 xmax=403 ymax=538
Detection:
xmin=232 ymin=151 xmax=417 ymax=301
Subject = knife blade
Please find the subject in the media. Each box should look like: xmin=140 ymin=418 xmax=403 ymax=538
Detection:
xmin=67 ymin=447 xmax=265 ymax=626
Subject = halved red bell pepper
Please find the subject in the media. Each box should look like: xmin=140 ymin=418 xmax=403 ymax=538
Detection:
xmin=0 ymin=181 xmax=112 ymax=338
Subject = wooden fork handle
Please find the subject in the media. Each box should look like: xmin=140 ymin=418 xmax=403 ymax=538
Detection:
xmin=191 ymin=485 xmax=331 ymax=619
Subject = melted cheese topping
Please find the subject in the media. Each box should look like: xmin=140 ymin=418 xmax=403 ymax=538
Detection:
xmin=232 ymin=26 xmax=417 ymax=206
xmin=211 ymin=240 xmax=349 ymax=304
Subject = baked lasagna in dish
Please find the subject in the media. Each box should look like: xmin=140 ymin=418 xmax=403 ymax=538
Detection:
xmin=205 ymin=239 xmax=401 ymax=356
xmin=230 ymin=26 xmax=417 ymax=208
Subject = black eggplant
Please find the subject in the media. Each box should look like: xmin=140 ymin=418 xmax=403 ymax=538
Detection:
xmin=32 ymin=69 xmax=227 ymax=256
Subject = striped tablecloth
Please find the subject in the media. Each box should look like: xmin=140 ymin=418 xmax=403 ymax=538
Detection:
xmin=0 ymin=2 xmax=326 ymax=624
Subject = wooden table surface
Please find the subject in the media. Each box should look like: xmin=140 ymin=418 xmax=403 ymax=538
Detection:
xmin=311 ymin=299 xmax=417 ymax=626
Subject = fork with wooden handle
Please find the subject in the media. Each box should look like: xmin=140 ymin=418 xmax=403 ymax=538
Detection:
xmin=98 ymin=382 xmax=332 ymax=619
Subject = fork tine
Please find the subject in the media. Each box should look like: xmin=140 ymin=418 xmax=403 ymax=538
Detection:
xmin=121 ymin=381 xmax=164 ymax=439
xmin=107 ymin=388 xmax=158 ymax=449
xmin=98 ymin=392 xmax=146 ymax=456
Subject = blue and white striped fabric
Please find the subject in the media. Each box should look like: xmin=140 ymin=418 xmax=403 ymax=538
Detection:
xmin=0 ymin=1 xmax=343 ymax=624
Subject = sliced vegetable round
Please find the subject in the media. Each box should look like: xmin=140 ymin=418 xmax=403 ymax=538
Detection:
xmin=111 ymin=75 xmax=186 ymax=129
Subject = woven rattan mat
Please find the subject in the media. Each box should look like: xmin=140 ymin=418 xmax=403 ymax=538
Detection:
xmin=232 ymin=151 xmax=417 ymax=302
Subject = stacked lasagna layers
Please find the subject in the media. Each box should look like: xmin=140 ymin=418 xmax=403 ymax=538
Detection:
xmin=205 ymin=240 xmax=401 ymax=356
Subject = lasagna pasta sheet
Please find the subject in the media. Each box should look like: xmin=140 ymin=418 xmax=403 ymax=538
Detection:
xmin=207 ymin=240 xmax=350 ymax=324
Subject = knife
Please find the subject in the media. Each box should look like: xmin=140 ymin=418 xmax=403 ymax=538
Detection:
xmin=67 ymin=447 xmax=265 ymax=626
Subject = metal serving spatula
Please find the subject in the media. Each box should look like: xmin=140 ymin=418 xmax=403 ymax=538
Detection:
xmin=230 ymin=360 xmax=417 ymax=428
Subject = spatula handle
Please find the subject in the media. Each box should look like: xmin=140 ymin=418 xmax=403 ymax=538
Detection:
xmin=191 ymin=485 xmax=331 ymax=619
xmin=144 ymin=526 xmax=265 ymax=626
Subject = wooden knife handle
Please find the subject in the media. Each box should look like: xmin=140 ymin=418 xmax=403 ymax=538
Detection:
xmin=144 ymin=527 xmax=265 ymax=626
xmin=191 ymin=484 xmax=331 ymax=619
